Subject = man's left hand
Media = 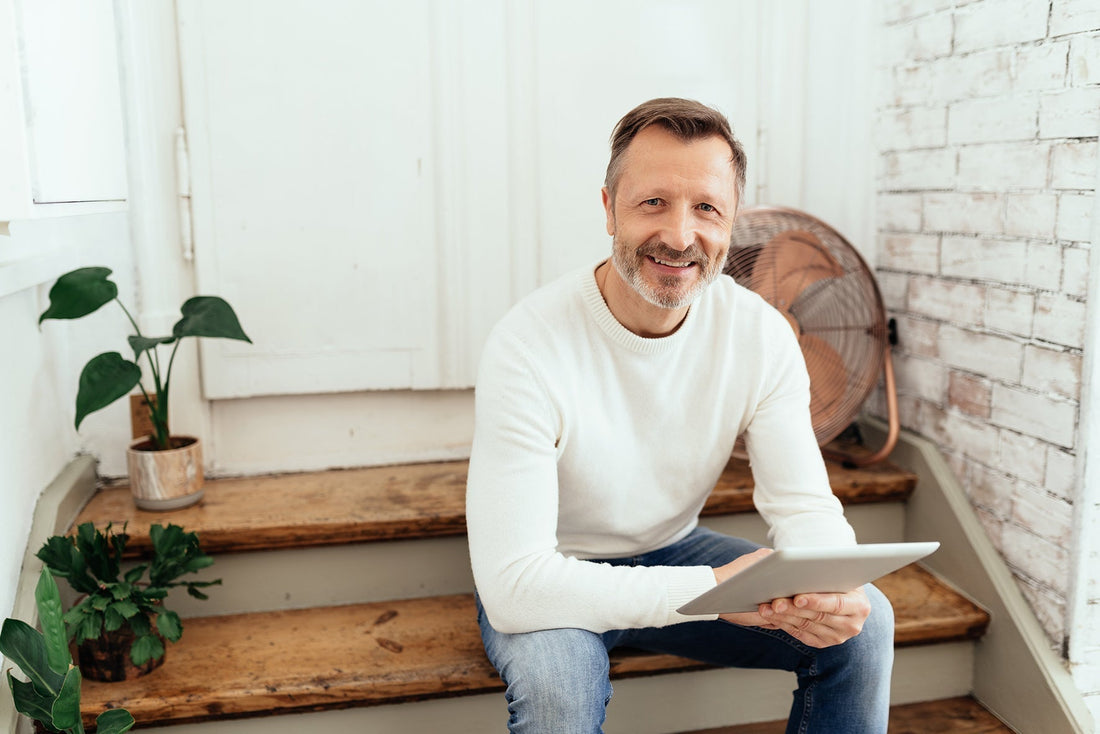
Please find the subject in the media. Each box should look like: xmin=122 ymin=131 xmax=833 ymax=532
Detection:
xmin=721 ymin=587 xmax=872 ymax=648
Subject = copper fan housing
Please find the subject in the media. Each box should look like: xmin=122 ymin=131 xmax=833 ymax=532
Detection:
xmin=724 ymin=206 xmax=898 ymax=466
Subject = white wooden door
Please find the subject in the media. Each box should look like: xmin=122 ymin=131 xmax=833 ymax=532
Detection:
xmin=177 ymin=0 xmax=517 ymax=397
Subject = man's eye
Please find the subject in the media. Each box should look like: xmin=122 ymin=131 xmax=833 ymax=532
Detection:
xmin=698 ymin=203 xmax=716 ymax=213
xmin=642 ymin=198 xmax=661 ymax=206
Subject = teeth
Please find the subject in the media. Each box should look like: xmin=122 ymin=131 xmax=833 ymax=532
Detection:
xmin=653 ymin=257 xmax=692 ymax=268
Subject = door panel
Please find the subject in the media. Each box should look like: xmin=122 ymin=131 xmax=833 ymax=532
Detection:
xmin=178 ymin=0 xmax=442 ymax=397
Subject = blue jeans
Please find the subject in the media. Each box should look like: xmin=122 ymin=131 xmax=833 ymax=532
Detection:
xmin=476 ymin=526 xmax=894 ymax=734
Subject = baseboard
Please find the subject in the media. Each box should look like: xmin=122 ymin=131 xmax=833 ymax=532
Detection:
xmin=863 ymin=418 xmax=1094 ymax=734
xmin=1 ymin=455 xmax=99 ymax=734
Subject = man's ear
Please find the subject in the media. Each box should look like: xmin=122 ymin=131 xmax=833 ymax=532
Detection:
xmin=601 ymin=187 xmax=615 ymax=236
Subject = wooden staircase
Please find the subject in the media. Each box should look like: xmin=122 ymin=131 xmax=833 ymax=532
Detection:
xmin=68 ymin=454 xmax=1012 ymax=733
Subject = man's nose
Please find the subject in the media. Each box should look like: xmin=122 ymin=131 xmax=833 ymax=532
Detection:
xmin=661 ymin=206 xmax=696 ymax=251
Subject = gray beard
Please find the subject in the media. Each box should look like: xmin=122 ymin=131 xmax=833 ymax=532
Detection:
xmin=611 ymin=237 xmax=723 ymax=310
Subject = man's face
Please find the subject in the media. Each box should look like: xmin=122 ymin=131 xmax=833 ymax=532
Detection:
xmin=603 ymin=126 xmax=737 ymax=311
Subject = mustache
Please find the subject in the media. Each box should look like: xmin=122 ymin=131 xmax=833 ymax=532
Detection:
xmin=636 ymin=240 xmax=708 ymax=263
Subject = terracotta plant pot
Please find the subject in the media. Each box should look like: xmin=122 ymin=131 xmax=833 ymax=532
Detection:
xmin=127 ymin=435 xmax=204 ymax=510
xmin=76 ymin=624 xmax=165 ymax=682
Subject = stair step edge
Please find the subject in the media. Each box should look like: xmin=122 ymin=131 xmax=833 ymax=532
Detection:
xmin=74 ymin=456 xmax=917 ymax=557
xmin=79 ymin=563 xmax=986 ymax=729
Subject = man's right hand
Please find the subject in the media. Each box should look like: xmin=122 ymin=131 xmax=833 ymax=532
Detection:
xmin=712 ymin=548 xmax=873 ymax=649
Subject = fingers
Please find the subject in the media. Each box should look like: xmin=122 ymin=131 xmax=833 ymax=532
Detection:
xmin=759 ymin=588 xmax=871 ymax=648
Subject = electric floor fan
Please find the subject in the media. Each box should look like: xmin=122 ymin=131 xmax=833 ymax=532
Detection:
xmin=724 ymin=206 xmax=899 ymax=466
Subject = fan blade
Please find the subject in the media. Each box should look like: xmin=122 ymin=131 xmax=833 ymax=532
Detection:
xmin=748 ymin=231 xmax=845 ymax=314
xmin=799 ymin=333 xmax=849 ymax=442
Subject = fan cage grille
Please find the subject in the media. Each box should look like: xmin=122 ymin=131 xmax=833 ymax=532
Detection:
xmin=724 ymin=207 xmax=887 ymax=446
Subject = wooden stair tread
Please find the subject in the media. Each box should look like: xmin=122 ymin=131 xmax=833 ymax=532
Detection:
xmin=74 ymin=456 xmax=916 ymax=556
xmin=79 ymin=564 xmax=986 ymax=728
xmin=679 ymin=695 xmax=1014 ymax=733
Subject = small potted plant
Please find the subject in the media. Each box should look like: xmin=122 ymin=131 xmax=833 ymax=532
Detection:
xmin=2 ymin=567 xmax=135 ymax=733
xmin=38 ymin=266 xmax=251 ymax=509
xmin=35 ymin=522 xmax=221 ymax=682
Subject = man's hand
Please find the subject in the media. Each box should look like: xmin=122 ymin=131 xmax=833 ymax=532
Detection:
xmin=712 ymin=550 xmax=873 ymax=648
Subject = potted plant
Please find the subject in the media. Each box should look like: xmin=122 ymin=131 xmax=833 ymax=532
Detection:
xmin=35 ymin=522 xmax=220 ymax=683
xmin=2 ymin=567 xmax=135 ymax=733
xmin=38 ymin=266 xmax=251 ymax=509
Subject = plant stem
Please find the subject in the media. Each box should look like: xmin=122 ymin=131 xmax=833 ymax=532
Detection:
xmin=118 ymin=297 xmax=172 ymax=449
xmin=115 ymin=298 xmax=143 ymax=338
xmin=163 ymin=339 xmax=181 ymax=402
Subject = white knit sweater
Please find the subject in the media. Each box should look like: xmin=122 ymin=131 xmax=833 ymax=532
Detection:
xmin=466 ymin=261 xmax=856 ymax=634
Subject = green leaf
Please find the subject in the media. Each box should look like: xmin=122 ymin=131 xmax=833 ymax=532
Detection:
xmin=185 ymin=580 xmax=221 ymax=600
xmin=183 ymin=555 xmax=215 ymax=573
xmin=173 ymin=296 xmax=251 ymax=342
xmin=123 ymin=564 xmax=148 ymax=584
xmin=50 ymin=667 xmax=82 ymax=730
xmin=103 ymin=606 xmax=125 ymax=633
xmin=75 ymin=354 xmax=142 ymax=430
xmin=38 ymin=267 xmax=118 ymax=324
xmin=35 ymin=537 xmax=97 ymax=595
xmin=1 ymin=619 xmax=66 ymax=697
xmin=76 ymin=611 xmax=103 ymax=644
xmin=156 ymin=611 xmax=182 ymax=642
xmin=34 ymin=568 xmax=71 ymax=675
xmin=130 ymin=633 xmax=164 ymax=666
xmin=110 ymin=599 xmax=140 ymax=619
xmin=127 ymin=615 xmax=151 ymax=637
xmin=7 ymin=672 xmax=58 ymax=730
xmin=96 ymin=708 xmax=136 ymax=734
xmin=109 ymin=582 xmax=133 ymax=601
xmin=128 ymin=334 xmax=176 ymax=361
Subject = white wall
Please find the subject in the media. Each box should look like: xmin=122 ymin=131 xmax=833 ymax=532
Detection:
xmin=0 ymin=214 xmax=135 ymax=621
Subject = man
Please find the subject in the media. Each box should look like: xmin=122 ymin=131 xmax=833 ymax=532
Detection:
xmin=466 ymin=98 xmax=893 ymax=733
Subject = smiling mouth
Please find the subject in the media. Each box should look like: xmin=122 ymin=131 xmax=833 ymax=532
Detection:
xmin=650 ymin=255 xmax=696 ymax=269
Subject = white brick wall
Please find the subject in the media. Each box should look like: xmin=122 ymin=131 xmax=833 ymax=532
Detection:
xmin=876 ymin=0 xmax=1098 ymax=707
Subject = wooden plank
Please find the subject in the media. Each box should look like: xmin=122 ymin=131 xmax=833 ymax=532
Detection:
xmin=79 ymin=564 xmax=985 ymax=728
xmin=680 ymin=695 xmax=1014 ymax=733
xmin=73 ymin=455 xmax=916 ymax=557
xmin=879 ymin=565 xmax=990 ymax=647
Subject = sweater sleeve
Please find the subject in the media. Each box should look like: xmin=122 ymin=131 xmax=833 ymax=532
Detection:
xmin=742 ymin=310 xmax=857 ymax=549
xmin=466 ymin=328 xmax=717 ymax=634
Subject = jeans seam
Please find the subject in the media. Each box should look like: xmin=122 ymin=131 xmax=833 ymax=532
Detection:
xmin=797 ymin=659 xmax=817 ymax=734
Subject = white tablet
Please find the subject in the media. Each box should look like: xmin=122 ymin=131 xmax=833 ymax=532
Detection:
xmin=677 ymin=541 xmax=940 ymax=615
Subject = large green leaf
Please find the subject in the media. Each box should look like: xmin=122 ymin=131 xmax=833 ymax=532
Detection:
xmin=49 ymin=667 xmax=82 ymax=730
xmin=6 ymin=672 xmax=58 ymax=731
xmin=34 ymin=568 xmax=71 ymax=676
xmin=75 ymin=353 xmax=142 ymax=430
xmin=96 ymin=708 xmax=136 ymax=734
xmin=128 ymin=334 xmax=176 ymax=361
xmin=0 ymin=619 xmax=64 ymax=696
xmin=172 ymin=296 xmax=251 ymax=342
xmin=38 ymin=267 xmax=118 ymax=324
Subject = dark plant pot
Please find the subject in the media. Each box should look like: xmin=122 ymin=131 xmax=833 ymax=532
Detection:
xmin=76 ymin=625 xmax=164 ymax=683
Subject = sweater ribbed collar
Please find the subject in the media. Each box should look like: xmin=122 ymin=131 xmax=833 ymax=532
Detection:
xmin=581 ymin=260 xmax=698 ymax=355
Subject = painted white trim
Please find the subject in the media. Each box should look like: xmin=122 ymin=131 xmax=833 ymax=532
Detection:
xmin=0 ymin=455 xmax=98 ymax=734
xmin=865 ymin=420 xmax=1094 ymax=734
